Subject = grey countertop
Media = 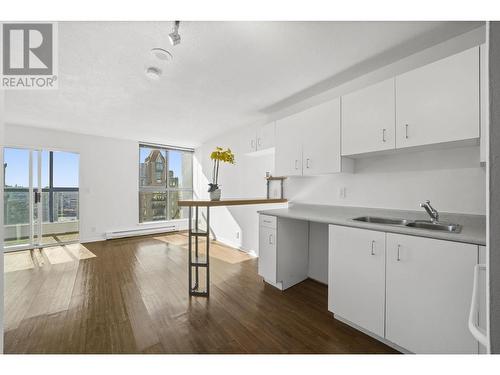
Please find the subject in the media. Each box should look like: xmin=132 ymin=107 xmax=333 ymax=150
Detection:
xmin=258 ymin=203 xmax=486 ymax=246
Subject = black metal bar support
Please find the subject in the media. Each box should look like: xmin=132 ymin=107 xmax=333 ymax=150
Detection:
xmin=188 ymin=205 xmax=192 ymax=293
xmin=195 ymin=206 xmax=199 ymax=289
xmin=206 ymin=206 xmax=210 ymax=296
xmin=188 ymin=205 xmax=210 ymax=297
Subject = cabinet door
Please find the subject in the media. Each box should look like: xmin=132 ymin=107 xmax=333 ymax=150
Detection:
xmin=258 ymin=226 xmax=277 ymax=282
xmin=342 ymin=79 xmax=396 ymax=155
xmin=256 ymin=122 xmax=275 ymax=151
xmin=275 ymin=112 xmax=303 ymax=176
xmin=386 ymin=233 xmax=478 ymax=353
xmin=329 ymin=225 xmax=386 ymax=337
xmin=302 ymin=98 xmax=342 ymax=175
xmin=395 ymin=47 xmax=480 ymax=149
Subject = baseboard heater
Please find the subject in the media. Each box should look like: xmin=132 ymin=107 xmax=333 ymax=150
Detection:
xmin=105 ymin=225 xmax=178 ymax=240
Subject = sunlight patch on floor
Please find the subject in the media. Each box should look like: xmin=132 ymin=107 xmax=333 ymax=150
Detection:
xmin=155 ymin=232 xmax=254 ymax=264
xmin=65 ymin=243 xmax=97 ymax=260
xmin=4 ymin=244 xmax=97 ymax=273
xmin=4 ymin=251 xmax=35 ymax=273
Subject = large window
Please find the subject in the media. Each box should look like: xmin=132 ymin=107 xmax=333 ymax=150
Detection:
xmin=139 ymin=144 xmax=193 ymax=223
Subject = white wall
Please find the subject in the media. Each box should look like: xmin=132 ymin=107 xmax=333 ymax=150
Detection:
xmin=288 ymin=146 xmax=486 ymax=215
xmin=196 ymin=128 xmax=485 ymax=257
xmin=4 ymin=124 xmax=167 ymax=243
xmin=194 ymin=124 xmax=286 ymax=254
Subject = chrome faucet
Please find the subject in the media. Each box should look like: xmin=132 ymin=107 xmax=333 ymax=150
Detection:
xmin=420 ymin=200 xmax=439 ymax=223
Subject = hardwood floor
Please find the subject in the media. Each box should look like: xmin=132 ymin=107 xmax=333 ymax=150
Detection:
xmin=3 ymin=232 xmax=398 ymax=354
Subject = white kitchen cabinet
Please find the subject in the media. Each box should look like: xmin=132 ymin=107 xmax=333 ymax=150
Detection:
xmin=276 ymin=98 xmax=352 ymax=176
xmin=258 ymin=215 xmax=309 ymax=290
xmin=275 ymin=112 xmax=304 ymax=176
xmin=328 ymin=225 xmax=386 ymax=338
xmin=385 ymin=233 xmax=478 ymax=354
xmin=246 ymin=122 xmax=275 ymax=153
xmin=256 ymin=122 xmax=275 ymax=151
xmin=258 ymin=225 xmax=277 ymax=282
xmin=341 ymin=79 xmax=396 ymax=156
xmin=302 ymin=98 xmax=346 ymax=175
xmin=395 ymin=47 xmax=480 ymax=149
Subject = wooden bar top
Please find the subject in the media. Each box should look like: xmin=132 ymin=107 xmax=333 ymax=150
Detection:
xmin=178 ymin=198 xmax=288 ymax=207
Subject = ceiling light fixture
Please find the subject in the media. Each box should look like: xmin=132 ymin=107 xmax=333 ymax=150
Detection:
xmin=145 ymin=66 xmax=162 ymax=80
xmin=150 ymin=48 xmax=173 ymax=61
xmin=169 ymin=21 xmax=181 ymax=46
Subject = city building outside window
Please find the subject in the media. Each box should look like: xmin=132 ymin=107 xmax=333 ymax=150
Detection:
xmin=138 ymin=144 xmax=193 ymax=223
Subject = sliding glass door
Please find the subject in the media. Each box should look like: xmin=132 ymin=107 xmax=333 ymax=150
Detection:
xmin=3 ymin=147 xmax=80 ymax=252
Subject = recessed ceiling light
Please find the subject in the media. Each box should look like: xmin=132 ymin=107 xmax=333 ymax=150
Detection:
xmin=145 ymin=66 xmax=162 ymax=80
xmin=150 ymin=48 xmax=173 ymax=61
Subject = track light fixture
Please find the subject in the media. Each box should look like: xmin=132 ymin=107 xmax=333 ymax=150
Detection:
xmin=169 ymin=21 xmax=181 ymax=46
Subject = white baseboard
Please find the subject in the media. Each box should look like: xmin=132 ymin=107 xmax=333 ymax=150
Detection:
xmin=214 ymin=236 xmax=256 ymax=256
xmin=80 ymin=234 xmax=106 ymax=244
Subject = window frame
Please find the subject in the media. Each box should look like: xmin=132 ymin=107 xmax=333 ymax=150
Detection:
xmin=138 ymin=143 xmax=194 ymax=223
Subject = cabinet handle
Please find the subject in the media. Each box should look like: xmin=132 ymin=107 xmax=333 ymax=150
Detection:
xmin=251 ymin=139 xmax=255 ymax=149
xmin=382 ymin=128 xmax=386 ymax=142
xmin=397 ymin=244 xmax=401 ymax=261
xmin=269 ymin=234 xmax=274 ymax=245
xmin=258 ymin=138 xmax=262 ymax=147
xmin=306 ymin=158 xmax=311 ymax=169
xmin=405 ymin=124 xmax=409 ymax=139
xmin=371 ymin=240 xmax=375 ymax=255
xmin=295 ymin=160 xmax=299 ymax=170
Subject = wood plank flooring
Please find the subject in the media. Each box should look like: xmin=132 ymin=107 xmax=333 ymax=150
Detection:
xmin=3 ymin=232 xmax=398 ymax=354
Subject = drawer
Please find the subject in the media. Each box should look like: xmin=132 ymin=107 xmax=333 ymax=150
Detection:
xmin=259 ymin=214 xmax=277 ymax=229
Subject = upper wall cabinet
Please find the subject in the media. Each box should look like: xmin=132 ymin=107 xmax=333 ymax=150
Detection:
xmin=395 ymin=47 xmax=480 ymax=149
xmin=247 ymin=122 xmax=276 ymax=153
xmin=275 ymin=112 xmax=304 ymax=176
xmin=342 ymin=78 xmax=396 ymax=156
xmin=275 ymin=98 xmax=352 ymax=177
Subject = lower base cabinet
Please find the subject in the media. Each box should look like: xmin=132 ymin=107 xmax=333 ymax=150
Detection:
xmin=258 ymin=215 xmax=309 ymax=290
xmin=328 ymin=224 xmax=481 ymax=354
xmin=329 ymin=226 xmax=386 ymax=337
xmin=385 ymin=233 xmax=478 ymax=354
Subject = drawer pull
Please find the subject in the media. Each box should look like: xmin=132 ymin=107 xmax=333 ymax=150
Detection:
xmin=371 ymin=240 xmax=375 ymax=255
xmin=397 ymin=244 xmax=401 ymax=261
xmin=269 ymin=234 xmax=274 ymax=245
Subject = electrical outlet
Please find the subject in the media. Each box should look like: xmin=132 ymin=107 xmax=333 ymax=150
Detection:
xmin=339 ymin=187 xmax=347 ymax=199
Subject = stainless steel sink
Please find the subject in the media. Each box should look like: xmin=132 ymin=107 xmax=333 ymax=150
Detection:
xmin=353 ymin=216 xmax=411 ymax=225
xmin=405 ymin=221 xmax=462 ymax=233
xmin=352 ymin=216 xmax=462 ymax=233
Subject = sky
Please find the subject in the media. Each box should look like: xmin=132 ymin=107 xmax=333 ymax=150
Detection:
xmin=4 ymin=148 xmax=79 ymax=188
